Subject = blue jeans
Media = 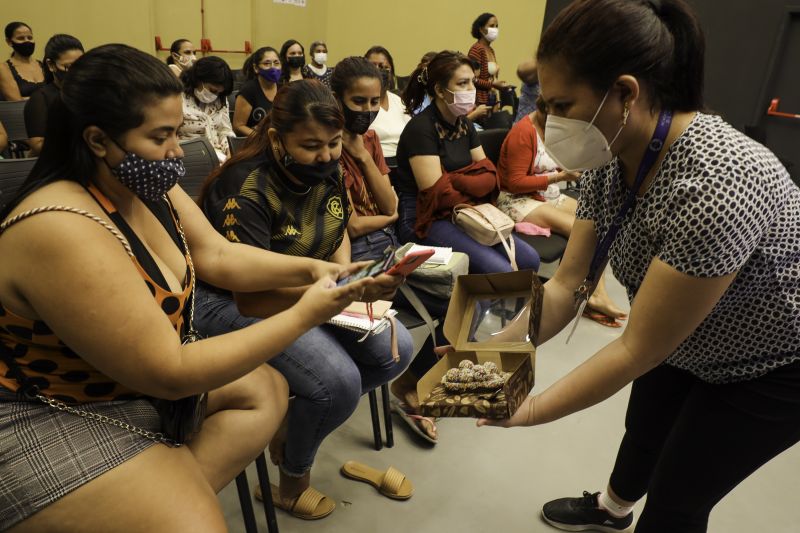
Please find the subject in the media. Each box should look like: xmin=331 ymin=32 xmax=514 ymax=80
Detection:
xmin=349 ymin=227 xmax=399 ymax=262
xmin=194 ymin=286 xmax=413 ymax=476
xmin=396 ymin=192 xmax=540 ymax=273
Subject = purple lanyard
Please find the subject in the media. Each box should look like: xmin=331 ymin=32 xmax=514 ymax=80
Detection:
xmin=583 ymin=109 xmax=673 ymax=290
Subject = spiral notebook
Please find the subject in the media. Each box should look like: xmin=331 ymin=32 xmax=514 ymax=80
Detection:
xmin=327 ymin=309 xmax=397 ymax=334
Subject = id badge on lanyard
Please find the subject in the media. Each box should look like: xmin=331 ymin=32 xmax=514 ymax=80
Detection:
xmin=566 ymin=109 xmax=673 ymax=343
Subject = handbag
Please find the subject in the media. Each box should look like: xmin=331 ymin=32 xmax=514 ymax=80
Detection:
xmin=452 ymin=203 xmax=517 ymax=270
xmin=395 ymin=243 xmax=469 ymax=299
xmin=150 ymin=207 xmax=208 ymax=444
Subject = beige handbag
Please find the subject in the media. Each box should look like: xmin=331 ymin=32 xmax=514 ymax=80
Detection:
xmin=452 ymin=203 xmax=517 ymax=270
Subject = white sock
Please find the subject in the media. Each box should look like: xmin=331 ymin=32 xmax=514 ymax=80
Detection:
xmin=597 ymin=491 xmax=634 ymax=518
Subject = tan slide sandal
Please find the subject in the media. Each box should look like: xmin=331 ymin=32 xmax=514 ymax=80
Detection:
xmin=256 ymin=484 xmax=335 ymax=520
xmin=340 ymin=460 xmax=414 ymax=500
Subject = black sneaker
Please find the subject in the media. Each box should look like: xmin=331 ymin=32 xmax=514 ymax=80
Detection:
xmin=541 ymin=491 xmax=634 ymax=532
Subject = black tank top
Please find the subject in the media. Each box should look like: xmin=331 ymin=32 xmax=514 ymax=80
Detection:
xmin=6 ymin=59 xmax=46 ymax=97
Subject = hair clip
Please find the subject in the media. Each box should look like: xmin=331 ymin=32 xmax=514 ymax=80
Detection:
xmin=417 ymin=66 xmax=429 ymax=84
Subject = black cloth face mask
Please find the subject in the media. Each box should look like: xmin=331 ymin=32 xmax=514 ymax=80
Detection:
xmin=287 ymin=56 xmax=305 ymax=69
xmin=343 ymin=105 xmax=378 ymax=135
xmin=12 ymin=41 xmax=35 ymax=57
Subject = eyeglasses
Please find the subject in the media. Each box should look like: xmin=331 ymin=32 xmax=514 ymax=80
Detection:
xmin=259 ymin=60 xmax=281 ymax=68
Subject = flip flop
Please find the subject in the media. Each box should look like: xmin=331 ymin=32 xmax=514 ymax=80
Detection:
xmin=340 ymin=461 xmax=414 ymax=500
xmin=582 ymin=309 xmax=624 ymax=328
xmin=390 ymin=399 xmax=438 ymax=444
xmin=255 ymin=484 xmax=335 ymax=520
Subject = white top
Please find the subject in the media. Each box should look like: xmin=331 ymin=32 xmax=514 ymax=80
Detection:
xmin=306 ymin=63 xmax=327 ymax=76
xmin=370 ymin=91 xmax=411 ymax=159
xmin=178 ymin=93 xmax=234 ymax=160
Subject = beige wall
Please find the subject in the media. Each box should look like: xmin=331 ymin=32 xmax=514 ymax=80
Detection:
xmin=324 ymin=0 xmax=547 ymax=78
xmin=3 ymin=0 xmax=544 ymax=79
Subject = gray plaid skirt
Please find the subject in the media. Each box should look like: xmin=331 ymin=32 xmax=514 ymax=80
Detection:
xmin=0 ymin=387 xmax=161 ymax=530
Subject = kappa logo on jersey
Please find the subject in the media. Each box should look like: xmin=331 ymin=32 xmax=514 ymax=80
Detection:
xmin=225 ymin=230 xmax=241 ymax=243
xmin=326 ymin=197 xmax=344 ymax=220
xmin=283 ymin=225 xmax=301 ymax=236
xmin=223 ymin=198 xmax=241 ymax=210
xmin=223 ymin=214 xmax=238 ymax=227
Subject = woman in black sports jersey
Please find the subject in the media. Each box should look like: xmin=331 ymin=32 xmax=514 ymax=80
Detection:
xmin=196 ymin=79 xmax=414 ymax=520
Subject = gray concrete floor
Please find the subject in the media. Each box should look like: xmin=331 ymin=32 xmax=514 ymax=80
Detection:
xmin=218 ymin=268 xmax=800 ymax=532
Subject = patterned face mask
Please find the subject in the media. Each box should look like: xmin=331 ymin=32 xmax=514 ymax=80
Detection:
xmin=107 ymin=141 xmax=186 ymax=201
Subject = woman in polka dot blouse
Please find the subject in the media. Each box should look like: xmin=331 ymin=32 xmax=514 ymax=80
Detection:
xmin=478 ymin=1 xmax=800 ymax=532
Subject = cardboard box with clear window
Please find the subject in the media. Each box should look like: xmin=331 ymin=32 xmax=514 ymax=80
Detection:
xmin=417 ymin=270 xmax=543 ymax=419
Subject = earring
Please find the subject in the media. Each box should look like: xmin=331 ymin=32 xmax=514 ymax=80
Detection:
xmin=622 ymin=102 xmax=631 ymax=125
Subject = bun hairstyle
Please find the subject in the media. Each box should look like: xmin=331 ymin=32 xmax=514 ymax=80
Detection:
xmin=401 ymin=50 xmax=473 ymax=115
xmin=166 ymin=38 xmax=191 ymax=65
xmin=471 ymin=13 xmax=495 ymax=40
xmin=199 ymin=79 xmax=343 ymax=205
xmin=537 ymin=0 xmax=705 ymax=112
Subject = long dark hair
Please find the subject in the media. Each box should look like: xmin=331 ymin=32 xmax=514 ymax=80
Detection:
xmin=330 ymin=56 xmax=382 ymax=99
xmin=538 ymin=0 xmax=704 ymax=112
xmin=180 ymin=56 xmax=234 ymax=100
xmin=242 ymin=46 xmax=279 ymax=81
xmin=198 ymin=79 xmax=343 ymax=206
xmin=0 ymin=44 xmax=183 ymax=219
xmin=166 ymin=38 xmax=191 ymax=65
xmin=401 ymin=50 xmax=472 ymax=115
xmin=364 ymin=45 xmax=396 ymax=91
xmin=278 ymin=39 xmax=305 ymax=84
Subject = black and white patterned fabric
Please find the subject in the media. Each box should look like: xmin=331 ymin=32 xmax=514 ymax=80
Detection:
xmin=0 ymin=388 xmax=159 ymax=529
xmin=576 ymin=112 xmax=800 ymax=383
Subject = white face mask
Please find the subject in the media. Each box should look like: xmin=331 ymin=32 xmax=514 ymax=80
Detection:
xmin=176 ymin=53 xmax=196 ymax=68
xmin=543 ymin=91 xmax=627 ymax=171
xmin=194 ymin=85 xmax=218 ymax=104
xmin=313 ymin=52 xmax=327 ymax=65
xmin=444 ymin=88 xmax=477 ymax=117
xmin=485 ymin=27 xmax=499 ymax=42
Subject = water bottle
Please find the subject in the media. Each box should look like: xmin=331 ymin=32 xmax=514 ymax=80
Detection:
xmin=543 ymin=184 xmax=561 ymax=205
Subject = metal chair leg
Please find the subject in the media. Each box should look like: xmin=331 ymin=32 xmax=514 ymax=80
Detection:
xmin=235 ymin=470 xmax=259 ymax=533
xmin=381 ymin=383 xmax=394 ymax=448
xmin=255 ymin=453 xmax=279 ymax=533
xmin=368 ymin=389 xmax=382 ymax=450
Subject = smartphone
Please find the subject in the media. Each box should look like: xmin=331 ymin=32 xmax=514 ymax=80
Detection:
xmin=336 ymin=248 xmax=396 ymax=286
xmin=385 ymin=248 xmax=435 ymax=276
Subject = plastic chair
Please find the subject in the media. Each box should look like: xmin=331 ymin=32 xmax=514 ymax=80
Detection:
xmin=0 ymin=157 xmax=36 ymax=210
xmin=0 ymin=100 xmax=29 ymax=158
xmin=179 ymin=137 xmax=220 ymax=200
xmin=476 ymin=128 xmax=509 ymax=166
xmin=236 ymin=452 xmax=279 ymax=533
xmin=228 ymin=136 xmax=248 ymax=156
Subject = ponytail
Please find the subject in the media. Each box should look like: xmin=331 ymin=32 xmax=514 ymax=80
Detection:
xmin=538 ymin=0 xmax=705 ymax=112
xmin=656 ymin=0 xmax=705 ymax=111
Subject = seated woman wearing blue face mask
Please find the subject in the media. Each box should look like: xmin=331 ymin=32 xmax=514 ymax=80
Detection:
xmin=477 ymin=1 xmax=800 ymax=532
xmin=195 ymin=79 xmax=413 ymax=521
xmin=395 ymin=50 xmax=540 ymax=274
xmin=0 ymin=44 xmax=370 ymax=532
xmin=234 ymin=47 xmax=280 ymax=137
xmin=177 ymin=56 xmax=235 ymax=161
